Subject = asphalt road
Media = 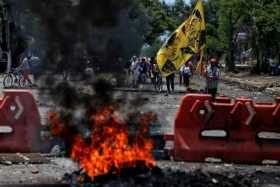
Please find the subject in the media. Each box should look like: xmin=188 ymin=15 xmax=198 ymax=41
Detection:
xmin=0 ymin=75 xmax=275 ymax=133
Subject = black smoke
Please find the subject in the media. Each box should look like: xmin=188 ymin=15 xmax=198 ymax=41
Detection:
xmin=7 ymin=0 xmax=150 ymax=76
xmin=6 ymin=0 xmax=155 ymax=152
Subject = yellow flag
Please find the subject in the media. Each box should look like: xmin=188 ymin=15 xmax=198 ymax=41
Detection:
xmin=156 ymin=0 xmax=206 ymax=77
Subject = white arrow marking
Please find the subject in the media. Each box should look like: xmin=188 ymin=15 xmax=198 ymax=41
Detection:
xmin=204 ymin=100 xmax=214 ymax=124
xmin=15 ymin=96 xmax=24 ymax=120
xmin=245 ymin=102 xmax=255 ymax=126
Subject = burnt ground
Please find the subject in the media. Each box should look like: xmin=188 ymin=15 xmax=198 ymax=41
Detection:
xmin=1 ymin=158 xmax=280 ymax=186
xmin=0 ymin=75 xmax=280 ymax=186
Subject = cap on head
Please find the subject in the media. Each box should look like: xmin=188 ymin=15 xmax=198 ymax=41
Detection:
xmin=210 ymin=58 xmax=218 ymax=65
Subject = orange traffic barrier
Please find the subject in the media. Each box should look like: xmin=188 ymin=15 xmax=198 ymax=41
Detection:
xmin=0 ymin=90 xmax=42 ymax=152
xmin=168 ymin=94 xmax=280 ymax=164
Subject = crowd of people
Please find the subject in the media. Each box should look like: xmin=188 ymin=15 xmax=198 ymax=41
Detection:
xmin=129 ymin=56 xmax=161 ymax=89
xmin=128 ymin=55 xmax=221 ymax=98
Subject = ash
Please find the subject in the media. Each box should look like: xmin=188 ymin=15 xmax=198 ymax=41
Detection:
xmin=66 ymin=166 xmax=252 ymax=187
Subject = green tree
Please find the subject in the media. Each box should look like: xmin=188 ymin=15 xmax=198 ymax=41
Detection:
xmin=141 ymin=0 xmax=177 ymax=44
xmin=140 ymin=0 xmax=191 ymax=45
xmin=141 ymin=37 xmax=163 ymax=57
xmin=218 ymin=0 xmax=250 ymax=71
xmin=171 ymin=0 xmax=191 ymax=25
xmin=204 ymin=0 xmax=220 ymax=55
xmin=249 ymin=0 xmax=280 ymax=73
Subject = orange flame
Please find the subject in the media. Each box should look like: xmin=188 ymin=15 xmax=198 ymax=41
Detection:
xmin=49 ymin=107 xmax=155 ymax=180
xmin=48 ymin=112 xmax=65 ymax=136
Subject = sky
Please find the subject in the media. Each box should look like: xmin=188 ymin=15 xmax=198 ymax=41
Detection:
xmin=163 ymin=0 xmax=190 ymax=5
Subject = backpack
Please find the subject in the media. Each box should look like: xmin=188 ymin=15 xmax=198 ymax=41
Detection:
xmin=183 ymin=66 xmax=191 ymax=76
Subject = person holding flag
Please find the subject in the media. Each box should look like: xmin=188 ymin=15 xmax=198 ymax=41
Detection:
xmin=156 ymin=0 xmax=206 ymax=94
xmin=166 ymin=72 xmax=175 ymax=95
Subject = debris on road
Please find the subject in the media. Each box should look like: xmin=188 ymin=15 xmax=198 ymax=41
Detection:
xmin=0 ymin=154 xmax=49 ymax=165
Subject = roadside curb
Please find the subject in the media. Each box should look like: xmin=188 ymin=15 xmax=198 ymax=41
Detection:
xmin=113 ymin=88 xmax=187 ymax=95
xmin=222 ymin=76 xmax=280 ymax=96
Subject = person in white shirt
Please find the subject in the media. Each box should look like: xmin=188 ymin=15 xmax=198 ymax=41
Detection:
xmin=181 ymin=60 xmax=194 ymax=89
xmin=179 ymin=65 xmax=184 ymax=85
xmin=205 ymin=58 xmax=220 ymax=99
xmin=131 ymin=58 xmax=141 ymax=87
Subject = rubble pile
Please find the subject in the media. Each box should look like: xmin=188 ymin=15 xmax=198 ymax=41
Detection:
xmin=64 ymin=165 xmax=277 ymax=187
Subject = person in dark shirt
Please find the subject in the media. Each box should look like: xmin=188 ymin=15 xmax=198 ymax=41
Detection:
xmin=166 ymin=72 xmax=175 ymax=95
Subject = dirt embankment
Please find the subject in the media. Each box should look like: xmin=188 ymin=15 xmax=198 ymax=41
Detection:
xmin=222 ymin=72 xmax=280 ymax=96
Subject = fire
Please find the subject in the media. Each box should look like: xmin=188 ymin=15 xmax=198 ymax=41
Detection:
xmin=48 ymin=112 xmax=65 ymax=136
xmin=48 ymin=106 xmax=155 ymax=180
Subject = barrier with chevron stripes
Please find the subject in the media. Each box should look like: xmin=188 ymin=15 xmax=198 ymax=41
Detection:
xmin=0 ymin=90 xmax=43 ymax=152
xmin=165 ymin=94 xmax=280 ymax=164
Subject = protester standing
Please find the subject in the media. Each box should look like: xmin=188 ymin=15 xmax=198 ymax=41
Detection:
xmin=131 ymin=57 xmax=141 ymax=87
xmin=183 ymin=64 xmax=190 ymax=88
xmin=139 ymin=58 xmax=148 ymax=84
xmin=129 ymin=56 xmax=137 ymax=86
xmin=166 ymin=72 xmax=175 ymax=95
xmin=17 ymin=53 xmax=34 ymax=86
xmin=179 ymin=66 xmax=184 ymax=85
xmin=205 ymin=57 xmax=220 ymax=99
xmin=150 ymin=59 xmax=162 ymax=92
xmin=182 ymin=60 xmax=194 ymax=89
xmin=150 ymin=58 xmax=156 ymax=83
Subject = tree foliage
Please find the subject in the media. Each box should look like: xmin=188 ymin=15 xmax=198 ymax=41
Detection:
xmin=140 ymin=0 xmax=191 ymax=55
xmin=203 ymin=0 xmax=280 ymax=73
xmin=218 ymin=0 xmax=250 ymax=71
xmin=214 ymin=0 xmax=280 ymax=73
xmin=141 ymin=0 xmax=176 ymax=44
xmin=249 ymin=0 xmax=280 ymax=73
xmin=1 ymin=0 xmax=280 ymax=74
xmin=204 ymin=0 xmax=220 ymax=55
